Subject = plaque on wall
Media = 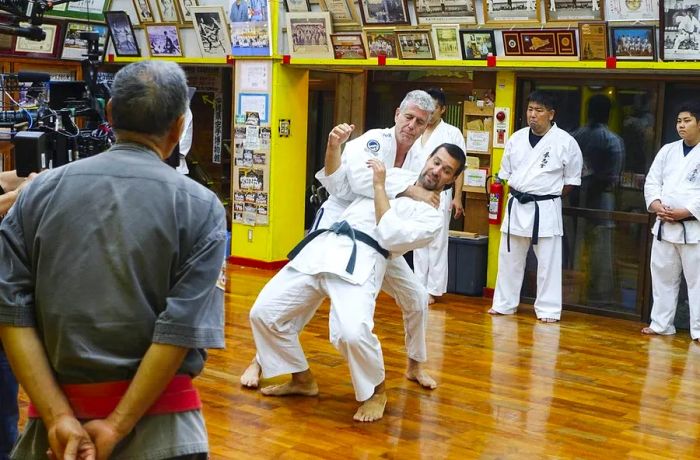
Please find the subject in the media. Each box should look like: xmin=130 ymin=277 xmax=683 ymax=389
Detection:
xmin=502 ymin=30 xmax=577 ymax=57
xmin=579 ymin=21 xmax=607 ymax=60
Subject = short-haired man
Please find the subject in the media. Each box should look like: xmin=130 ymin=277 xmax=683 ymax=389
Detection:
xmin=642 ymin=101 xmax=700 ymax=340
xmin=489 ymin=90 xmax=583 ymax=322
xmin=0 ymin=60 xmax=226 ymax=459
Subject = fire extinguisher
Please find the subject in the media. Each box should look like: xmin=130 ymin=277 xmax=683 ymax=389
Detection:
xmin=486 ymin=175 xmax=504 ymax=225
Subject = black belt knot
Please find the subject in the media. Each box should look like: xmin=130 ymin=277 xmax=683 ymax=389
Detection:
xmin=656 ymin=215 xmax=698 ymax=244
xmin=287 ymin=220 xmax=389 ymax=274
xmin=506 ymin=188 xmax=560 ymax=252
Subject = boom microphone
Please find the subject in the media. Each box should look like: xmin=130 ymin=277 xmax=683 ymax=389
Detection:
xmin=0 ymin=23 xmax=46 ymax=41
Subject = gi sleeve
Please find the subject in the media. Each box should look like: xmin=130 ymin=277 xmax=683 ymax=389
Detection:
xmin=0 ymin=195 xmax=36 ymax=327
xmin=644 ymin=144 xmax=667 ymax=211
xmin=498 ymin=137 xmax=514 ymax=181
xmin=315 ymin=165 xmax=354 ymax=201
xmin=375 ymin=200 xmax=442 ymax=255
xmin=344 ymin=140 xmax=409 ymax=199
xmin=563 ymin=137 xmax=583 ymax=186
xmin=153 ymin=198 xmax=227 ymax=349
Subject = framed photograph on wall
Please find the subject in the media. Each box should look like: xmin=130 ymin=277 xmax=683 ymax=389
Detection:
xmin=331 ymin=33 xmax=367 ymax=58
xmin=191 ymin=6 xmax=231 ymax=57
xmin=363 ymin=29 xmax=398 ymax=57
xmin=155 ymin=0 xmax=180 ymax=22
xmin=459 ymin=29 xmax=495 ymax=59
xmin=176 ymin=0 xmax=198 ymax=22
xmin=358 ymin=0 xmax=410 ymax=26
xmin=395 ymin=30 xmax=434 ymax=59
xmin=415 ymin=0 xmax=477 ymax=25
xmin=483 ymin=0 xmax=540 ymax=23
xmin=431 ymin=24 xmax=462 ymax=60
xmin=284 ymin=0 xmax=311 ymax=12
xmin=606 ymin=0 xmax=658 ymax=21
xmin=610 ymin=25 xmax=656 ymax=61
xmin=579 ymin=21 xmax=607 ymax=60
xmin=105 ymin=11 xmax=141 ymax=56
xmin=661 ymin=3 xmax=700 ymax=61
xmin=145 ymin=24 xmax=183 ymax=56
xmin=319 ymin=0 xmax=361 ymax=26
xmin=61 ymin=22 xmax=109 ymax=61
xmin=14 ymin=22 xmax=62 ymax=58
xmin=286 ymin=12 xmax=334 ymax=58
xmin=44 ymin=0 xmax=111 ymax=21
xmin=132 ymin=0 xmax=156 ymax=23
xmin=545 ymin=0 xmax=603 ymax=21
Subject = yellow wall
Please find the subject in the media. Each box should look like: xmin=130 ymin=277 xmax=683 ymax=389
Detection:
xmin=231 ymin=63 xmax=309 ymax=262
xmin=486 ymin=71 xmax=516 ymax=289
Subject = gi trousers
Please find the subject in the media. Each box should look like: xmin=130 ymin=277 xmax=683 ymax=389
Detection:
xmin=250 ymin=265 xmax=385 ymax=402
xmin=492 ymin=234 xmax=563 ymax=320
xmin=648 ymin=239 xmax=700 ymax=339
xmin=413 ymin=188 xmax=451 ymax=298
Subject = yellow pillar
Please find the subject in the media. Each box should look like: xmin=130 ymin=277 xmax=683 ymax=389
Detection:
xmin=486 ymin=71 xmax=516 ymax=290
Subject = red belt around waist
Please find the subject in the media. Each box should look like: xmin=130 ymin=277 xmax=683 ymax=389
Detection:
xmin=28 ymin=374 xmax=201 ymax=419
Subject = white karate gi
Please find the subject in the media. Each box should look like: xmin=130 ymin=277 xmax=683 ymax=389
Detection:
xmin=407 ymin=120 xmax=466 ymax=297
xmin=250 ymin=192 xmax=442 ymax=401
xmin=644 ymin=140 xmax=700 ymax=338
xmin=312 ymin=128 xmax=431 ymax=362
xmin=492 ymin=124 xmax=582 ymax=320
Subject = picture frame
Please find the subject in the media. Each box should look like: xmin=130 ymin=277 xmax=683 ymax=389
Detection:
xmin=503 ymin=29 xmax=577 ymax=56
xmin=415 ymin=0 xmax=477 ymax=25
xmin=395 ymin=30 xmax=435 ymax=59
xmin=609 ymin=25 xmax=656 ymax=61
xmin=105 ymin=11 xmax=141 ymax=57
xmin=319 ymin=0 xmax=361 ymax=26
xmin=145 ymin=24 xmax=183 ymax=57
xmin=46 ymin=0 xmax=111 ymax=21
xmin=230 ymin=21 xmax=271 ymax=56
xmin=661 ymin=2 xmax=700 ymax=61
xmin=132 ymin=0 xmax=156 ymax=23
xmin=363 ymin=29 xmax=399 ymax=57
xmin=605 ymin=0 xmax=658 ymax=21
xmin=578 ymin=21 xmax=607 ymax=60
xmin=191 ymin=6 xmax=231 ymax=57
xmin=459 ymin=29 xmax=496 ymax=60
xmin=61 ymin=21 xmax=109 ymax=61
xmin=431 ymin=24 xmax=462 ymax=60
xmin=330 ymin=32 xmax=367 ymax=59
xmin=483 ymin=0 xmax=540 ymax=23
xmin=14 ymin=21 xmax=62 ymax=58
xmin=176 ymin=0 xmax=199 ymax=23
xmin=228 ymin=0 xmax=269 ymax=23
xmin=545 ymin=0 xmax=603 ymax=21
xmin=155 ymin=0 xmax=181 ymax=22
xmin=283 ymin=0 xmax=311 ymax=12
xmin=286 ymin=12 xmax=334 ymax=59
xmin=358 ymin=0 xmax=410 ymax=26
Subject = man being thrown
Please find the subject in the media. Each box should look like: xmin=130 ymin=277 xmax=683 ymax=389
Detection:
xmin=249 ymin=143 xmax=465 ymax=422
xmin=241 ymin=90 xmax=440 ymax=390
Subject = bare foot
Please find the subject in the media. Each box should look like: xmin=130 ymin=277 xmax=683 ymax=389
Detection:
xmin=641 ymin=327 xmax=660 ymax=335
xmin=240 ymin=359 xmax=262 ymax=388
xmin=405 ymin=358 xmax=437 ymax=389
xmin=539 ymin=318 xmax=560 ymax=323
xmin=353 ymin=392 xmax=387 ymax=422
xmin=428 ymin=295 xmax=436 ymax=305
xmin=488 ymin=308 xmax=506 ymax=315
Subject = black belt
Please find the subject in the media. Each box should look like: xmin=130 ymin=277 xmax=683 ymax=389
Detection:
xmin=287 ymin=220 xmax=389 ymax=274
xmin=656 ymin=216 xmax=697 ymax=244
xmin=506 ymin=188 xmax=560 ymax=252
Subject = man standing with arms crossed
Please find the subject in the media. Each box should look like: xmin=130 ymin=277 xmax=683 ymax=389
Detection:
xmin=488 ymin=90 xmax=582 ymax=323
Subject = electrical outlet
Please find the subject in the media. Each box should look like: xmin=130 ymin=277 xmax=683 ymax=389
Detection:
xmin=248 ymin=229 xmax=253 ymax=242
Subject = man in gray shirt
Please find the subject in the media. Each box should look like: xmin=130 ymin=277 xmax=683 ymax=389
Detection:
xmin=0 ymin=60 xmax=226 ymax=459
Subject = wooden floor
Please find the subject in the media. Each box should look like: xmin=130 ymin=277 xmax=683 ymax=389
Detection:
xmin=19 ymin=264 xmax=700 ymax=458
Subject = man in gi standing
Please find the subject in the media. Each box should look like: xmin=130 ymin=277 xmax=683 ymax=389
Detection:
xmin=240 ymin=90 xmax=441 ymax=390
xmin=489 ymin=90 xmax=582 ymax=322
xmin=642 ymin=101 xmax=700 ymax=340
xmin=409 ymin=87 xmax=466 ymax=304
xmin=0 ymin=60 xmax=226 ymax=459
xmin=249 ymin=143 xmax=465 ymax=422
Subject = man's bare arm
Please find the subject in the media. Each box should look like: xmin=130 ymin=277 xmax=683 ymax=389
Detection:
xmin=368 ymin=159 xmax=390 ymax=223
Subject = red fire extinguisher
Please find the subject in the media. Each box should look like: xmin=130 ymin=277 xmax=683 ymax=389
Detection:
xmin=486 ymin=175 xmax=504 ymax=225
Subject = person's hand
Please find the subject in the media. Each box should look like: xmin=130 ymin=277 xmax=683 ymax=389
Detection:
xmin=450 ymin=195 xmax=464 ymax=219
xmin=403 ymin=185 xmax=440 ymax=208
xmin=83 ymin=419 xmax=126 ymax=460
xmin=46 ymin=414 xmax=96 ymax=460
xmin=657 ymin=205 xmax=692 ymax=222
xmin=327 ymin=123 xmax=354 ymax=149
xmin=367 ymin=158 xmax=386 ymax=189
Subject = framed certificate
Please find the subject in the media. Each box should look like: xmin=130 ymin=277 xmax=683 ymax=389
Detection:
xmin=578 ymin=21 xmax=607 ymax=60
xmin=605 ymin=0 xmax=658 ymax=21
xmin=319 ymin=0 xmax=361 ymax=26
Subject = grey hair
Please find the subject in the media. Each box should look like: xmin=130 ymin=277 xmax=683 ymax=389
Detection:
xmin=110 ymin=60 xmax=188 ymax=136
xmin=399 ymin=90 xmax=436 ymax=115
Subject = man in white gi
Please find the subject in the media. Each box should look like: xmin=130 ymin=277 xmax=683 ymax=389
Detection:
xmin=489 ymin=90 xmax=582 ymax=322
xmin=249 ymin=144 xmax=466 ymax=422
xmin=642 ymin=101 xmax=700 ymax=340
xmin=241 ymin=90 xmax=441 ymax=390
xmin=409 ymin=87 xmax=466 ymax=304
